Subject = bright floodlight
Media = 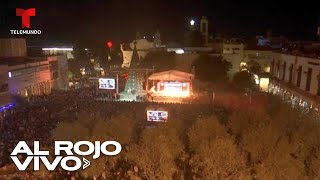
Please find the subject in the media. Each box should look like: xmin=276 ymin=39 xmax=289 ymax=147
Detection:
xmin=176 ymin=49 xmax=184 ymax=54
xmin=42 ymin=48 xmax=73 ymax=51
xmin=254 ymin=74 xmax=259 ymax=85
xmin=190 ymin=19 xmax=195 ymax=26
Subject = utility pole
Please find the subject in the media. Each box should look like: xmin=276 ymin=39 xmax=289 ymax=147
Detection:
xmin=116 ymin=73 xmax=119 ymax=95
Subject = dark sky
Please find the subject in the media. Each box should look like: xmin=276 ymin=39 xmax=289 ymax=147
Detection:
xmin=0 ymin=0 xmax=319 ymax=45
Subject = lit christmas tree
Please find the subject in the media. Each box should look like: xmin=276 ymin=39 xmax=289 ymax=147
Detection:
xmin=121 ymin=42 xmax=144 ymax=100
xmin=123 ymin=70 xmax=143 ymax=95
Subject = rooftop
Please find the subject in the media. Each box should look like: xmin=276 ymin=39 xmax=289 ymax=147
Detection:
xmin=275 ymin=50 xmax=320 ymax=60
xmin=275 ymin=43 xmax=320 ymax=59
xmin=244 ymin=45 xmax=274 ymax=51
xmin=0 ymin=57 xmax=48 ymax=67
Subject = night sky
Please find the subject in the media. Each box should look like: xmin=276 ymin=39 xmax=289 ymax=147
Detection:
xmin=0 ymin=0 xmax=319 ymax=45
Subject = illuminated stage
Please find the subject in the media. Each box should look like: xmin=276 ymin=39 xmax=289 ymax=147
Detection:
xmin=148 ymin=70 xmax=194 ymax=101
xmin=154 ymin=81 xmax=191 ymax=97
xmin=116 ymin=69 xmax=194 ymax=102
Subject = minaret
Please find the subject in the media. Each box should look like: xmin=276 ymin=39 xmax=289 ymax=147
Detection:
xmin=136 ymin=32 xmax=142 ymax=40
xmin=200 ymin=16 xmax=209 ymax=45
xmin=154 ymin=29 xmax=161 ymax=48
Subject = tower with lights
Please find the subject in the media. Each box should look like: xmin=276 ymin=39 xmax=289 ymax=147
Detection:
xmin=189 ymin=19 xmax=196 ymax=31
xmin=154 ymin=29 xmax=162 ymax=48
xmin=200 ymin=16 xmax=209 ymax=45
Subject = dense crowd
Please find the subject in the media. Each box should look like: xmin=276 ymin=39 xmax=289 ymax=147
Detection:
xmin=0 ymin=87 xmax=225 ymax=168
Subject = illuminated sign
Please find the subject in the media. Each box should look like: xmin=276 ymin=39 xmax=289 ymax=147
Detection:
xmin=99 ymin=78 xmax=115 ymax=89
xmin=16 ymin=8 xmax=35 ymax=28
xmin=147 ymin=110 xmax=168 ymax=122
xmin=11 ymin=8 xmax=41 ymax=35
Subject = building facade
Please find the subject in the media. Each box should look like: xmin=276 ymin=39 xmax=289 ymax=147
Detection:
xmin=7 ymin=55 xmax=68 ymax=97
xmin=121 ymin=30 xmax=163 ymax=68
xmin=0 ymin=38 xmax=27 ymax=57
xmin=270 ymin=51 xmax=320 ymax=109
xmin=42 ymin=46 xmax=74 ymax=59
xmin=243 ymin=48 xmax=273 ymax=73
xmin=212 ymin=38 xmax=244 ymax=54
xmin=0 ymin=63 xmax=11 ymax=109
xmin=121 ymin=39 xmax=158 ymax=68
xmin=0 ymin=38 xmax=69 ymax=98
xmin=0 ymin=38 xmax=69 ymax=120
xmin=0 ymin=38 xmax=27 ymax=116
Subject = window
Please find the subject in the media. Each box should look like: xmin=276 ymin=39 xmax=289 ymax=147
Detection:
xmin=282 ymin=62 xmax=286 ymax=80
xmin=52 ymin=71 xmax=59 ymax=79
xmin=297 ymin=66 xmax=302 ymax=87
xmin=289 ymin=64 xmax=293 ymax=83
xmin=306 ymin=68 xmax=312 ymax=91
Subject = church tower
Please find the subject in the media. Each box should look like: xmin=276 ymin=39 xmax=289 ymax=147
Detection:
xmin=154 ymin=29 xmax=162 ymax=48
xmin=200 ymin=16 xmax=209 ymax=45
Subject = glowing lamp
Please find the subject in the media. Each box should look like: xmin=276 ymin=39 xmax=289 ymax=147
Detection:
xmin=106 ymin=41 xmax=113 ymax=48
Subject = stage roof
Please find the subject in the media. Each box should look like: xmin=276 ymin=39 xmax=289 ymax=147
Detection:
xmin=148 ymin=70 xmax=194 ymax=81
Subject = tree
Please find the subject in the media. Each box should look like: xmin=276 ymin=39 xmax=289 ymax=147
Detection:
xmin=70 ymin=44 xmax=92 ymax=77
xmin=123 ymin=71 xmax=144 ymax=95
xmin=188 ymin=116 xmax=249 ymax=179
xmin=51 ymin=113 xmax=137 ymax=179
xmin=103 ymin=114 xmax=137 ymax=146
xmin=232 ymin=71 xmax=256 ymax=91
xmin=227 ymin=100 xmax=315 ymax=179
xmin=190 ymin=137 xmax=250 ymax=180
xmin=247 ymin=60 xmax=262 ymax=75
xmin=188 ymin=116 xmax=228 ymax=150
xmin=255 ymin=137 xmax=308 ymax=180
xmin=81 ymin=135 xmax=116 ymax=180
xmin=192 ymin=54 xmax=232 ymax=85
xmin=127 ymin=125 xmax=184 ymax=180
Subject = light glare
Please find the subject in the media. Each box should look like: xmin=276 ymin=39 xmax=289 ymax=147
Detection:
xmin=190 ymin=19 xmax=195 ymax=26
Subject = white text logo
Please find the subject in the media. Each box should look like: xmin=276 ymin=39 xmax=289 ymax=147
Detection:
xmin=10 ymin=141 xmax=122 ymax=171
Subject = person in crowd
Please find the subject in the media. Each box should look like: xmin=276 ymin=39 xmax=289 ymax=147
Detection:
xmin=0 ymin=86 xmax=217 ymax=179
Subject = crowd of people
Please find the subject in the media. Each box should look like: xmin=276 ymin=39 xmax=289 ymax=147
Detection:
xmin=0 ymin=87 xmax=224 ymax=170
